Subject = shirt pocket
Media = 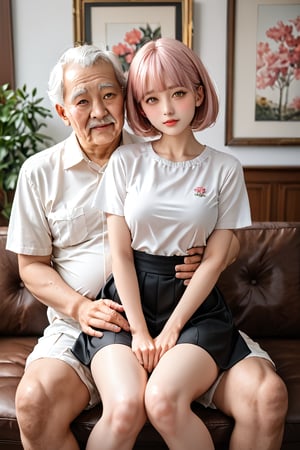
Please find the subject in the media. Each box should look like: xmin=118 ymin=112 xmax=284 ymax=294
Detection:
xmin=49 ymin=207 xmax=89 ymax=248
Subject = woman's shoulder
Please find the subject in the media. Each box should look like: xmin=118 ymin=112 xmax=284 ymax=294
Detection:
xmin=114 ymin=141 xmax=151 ymax=159
xmin=205 ymin=146 xmax=242 ymax=169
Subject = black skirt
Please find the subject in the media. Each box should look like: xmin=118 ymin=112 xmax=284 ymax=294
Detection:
xmin=72 ymin=250 xmax=250 ymax=369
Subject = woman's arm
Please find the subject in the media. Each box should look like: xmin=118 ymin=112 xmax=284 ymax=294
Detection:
xmin=154 ymin=229 xmax=235 ymax=360
xmin=107 ymin=213 xmax=155 ymax=371
xmin=175 ymin=233 xmax=240 ymax=284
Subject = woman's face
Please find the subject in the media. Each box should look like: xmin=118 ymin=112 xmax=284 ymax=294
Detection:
xmin=140 ymin=82 xmax=203 ymax=136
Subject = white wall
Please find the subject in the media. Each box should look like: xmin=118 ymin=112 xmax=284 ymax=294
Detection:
xmin=12 ymin=0 xmax=300 ymax=166
xmin=12 ymin=0 xmax=73 ymax=141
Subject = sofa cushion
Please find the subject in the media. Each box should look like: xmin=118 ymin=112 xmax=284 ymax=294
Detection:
xmin=0 ymin=337 xmax=37 ymax=446
xmin=0 ymin=228 xmax=48 ymax=336
xmin=218 ymin=222 xmax=300 ymax=338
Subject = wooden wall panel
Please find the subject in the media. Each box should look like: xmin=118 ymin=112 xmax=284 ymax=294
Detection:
xmin=244 ymin=167 xmax=300 ymax=221
xmin=277 ymin=184 xmax=300 ymax=221
xmin=246 ymin=183 xmax=272 ymax=221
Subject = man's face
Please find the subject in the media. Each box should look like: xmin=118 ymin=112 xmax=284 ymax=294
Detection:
xmin=57 ymin=60 xmax=125 ymax=155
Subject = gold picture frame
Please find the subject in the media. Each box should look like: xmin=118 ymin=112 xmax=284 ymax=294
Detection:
xmin=73 ymin=0 xmax=193 ymax=53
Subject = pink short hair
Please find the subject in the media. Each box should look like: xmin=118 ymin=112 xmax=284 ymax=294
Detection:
xmin=126 ymin=38 xmax=219 ymax=136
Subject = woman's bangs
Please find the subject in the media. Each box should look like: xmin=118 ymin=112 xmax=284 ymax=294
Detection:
xmin=138 ymin=56 xmax=170 ymax=100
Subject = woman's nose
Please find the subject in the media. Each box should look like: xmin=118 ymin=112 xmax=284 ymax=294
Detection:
xmin=163 ymin=99 xmax=174 ymax=115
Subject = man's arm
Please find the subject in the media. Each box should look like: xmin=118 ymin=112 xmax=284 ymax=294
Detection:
xmin=18 ymin=254 xmax=130 ymax=336
xmin=175 ymin=233 xmax=240 ymax=285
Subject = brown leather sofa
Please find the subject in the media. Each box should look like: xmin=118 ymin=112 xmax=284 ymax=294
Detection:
xmin=0 ymin=222 xmax=299 ymax=450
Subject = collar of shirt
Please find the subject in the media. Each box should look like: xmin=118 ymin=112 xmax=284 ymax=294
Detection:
xmin=62 ymin=132 xmax=106 ymax=174
xmin=63 ymin=132 xmax=86 ymax=170
xmin=62 ymin=128 xmax=145 ymax=173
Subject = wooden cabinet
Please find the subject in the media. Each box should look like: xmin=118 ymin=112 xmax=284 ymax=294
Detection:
xmin=244 ymin=167 xmax=300 ymax=221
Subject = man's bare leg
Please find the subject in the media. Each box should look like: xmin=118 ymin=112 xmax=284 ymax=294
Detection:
xmin=15 ymin=359 xmax=90 ymax=450
xmin=213 ymin=357 xmax=288 ymax=450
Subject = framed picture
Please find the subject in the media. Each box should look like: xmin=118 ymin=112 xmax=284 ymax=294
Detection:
xmin=73 ymin=0 xmax=193 ymax=71
xmin=225 ymin=0 xmax=300 ymax=146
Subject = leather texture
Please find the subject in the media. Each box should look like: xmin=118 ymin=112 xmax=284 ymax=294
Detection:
xmin=0 ymin=222 xmax=299 ymax=450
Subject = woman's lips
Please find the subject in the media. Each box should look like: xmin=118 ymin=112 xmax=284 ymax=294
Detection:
xmin=163 ymin=119 xmax=178 ymax=126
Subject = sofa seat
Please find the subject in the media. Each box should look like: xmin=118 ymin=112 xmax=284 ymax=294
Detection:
xmin=0 ymin=222 xmax=299 ymax=449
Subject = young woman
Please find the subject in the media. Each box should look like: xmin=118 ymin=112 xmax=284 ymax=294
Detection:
xmin=73 ymin=38 xmax=252 ymax=450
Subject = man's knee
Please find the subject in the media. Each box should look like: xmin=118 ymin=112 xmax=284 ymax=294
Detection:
xmin=16 ymin=359 xmax=89 ymax=437
xmin=213 ymin=358 xmax=287 ymax=420
xmin=16 ymin=375 xmax=49 ymax=438
xmin=259 ymin=372 xmax=288 ymax=423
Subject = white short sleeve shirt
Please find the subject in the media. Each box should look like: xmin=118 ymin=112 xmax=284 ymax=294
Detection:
xmin=95 ymin=142 xmax=252 ymax=256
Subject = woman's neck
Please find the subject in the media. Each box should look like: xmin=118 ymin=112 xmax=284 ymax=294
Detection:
xmin=152 ymin=132 xmax=205 ymax=162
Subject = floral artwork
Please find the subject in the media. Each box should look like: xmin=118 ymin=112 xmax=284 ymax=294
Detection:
xmin=256 ymin=5 xmax=300 ymax=122
xmin=112 ymin=24 xmax=161 ymax=72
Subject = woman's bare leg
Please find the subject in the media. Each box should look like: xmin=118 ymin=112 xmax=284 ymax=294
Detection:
xmin=145 ymin=344 xmax=218 ymax=450
xmin=88 ymin=344 xmax=148 ymax=450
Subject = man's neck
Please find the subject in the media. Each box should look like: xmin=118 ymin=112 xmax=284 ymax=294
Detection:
xmin=78 ymin=134 xmax=122 ymax=167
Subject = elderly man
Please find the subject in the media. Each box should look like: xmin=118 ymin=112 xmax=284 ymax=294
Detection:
xmin=7 ymin=45 xmax=287 ymax=450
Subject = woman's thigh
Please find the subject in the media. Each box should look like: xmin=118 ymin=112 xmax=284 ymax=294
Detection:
xmin=91 ymin=344 xmax=148 ymax=405
xmin=147 ymin=344 xmax=218 ymax=402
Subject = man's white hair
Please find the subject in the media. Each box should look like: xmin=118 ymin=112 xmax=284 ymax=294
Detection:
xmin=47 ymin=45 xmax=126 ymax=106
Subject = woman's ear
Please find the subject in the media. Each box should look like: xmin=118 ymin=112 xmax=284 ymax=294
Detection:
xmin=195 ymin=85 xmax=204 ymax=107
xmin=56 ymin=104 xmax=71 ymax=126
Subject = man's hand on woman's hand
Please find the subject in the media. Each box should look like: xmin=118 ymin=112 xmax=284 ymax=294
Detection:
xmin=78 ymin=247 xmax=205 ymax=336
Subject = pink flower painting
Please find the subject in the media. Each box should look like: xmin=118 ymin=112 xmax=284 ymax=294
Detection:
xmin=112 ymin=24 xmax=161 ymax=73
xmin=256 ymin=8 xmax=300 ymax=121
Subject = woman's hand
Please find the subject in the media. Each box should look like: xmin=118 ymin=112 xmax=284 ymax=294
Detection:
xmin=131 ymin=331 xmax=156 ymax=372
xmin=153 ymin=326 xmax=180 ymax=368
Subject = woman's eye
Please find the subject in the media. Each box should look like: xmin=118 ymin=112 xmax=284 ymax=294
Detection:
xmin=145 ymin=97 xmax=157 ymax=104
xmin=173 ymin=90 xmax=186 ymax=97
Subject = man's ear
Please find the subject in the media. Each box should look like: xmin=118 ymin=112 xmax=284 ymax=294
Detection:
xmin=56 ymin=104 xmax=71 ymax=126
xmin=195 ymin=86 xmax=204 ymax=107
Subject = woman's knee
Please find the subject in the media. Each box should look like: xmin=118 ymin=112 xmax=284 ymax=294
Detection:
xmin=108 ymin=394 xmax=146 ymax=436
xmin=145 ymin=383 xmax=178 ymax=431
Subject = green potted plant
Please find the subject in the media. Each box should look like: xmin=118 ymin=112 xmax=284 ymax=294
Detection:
xmin=0 ymin=83 xmax=53 ymax=222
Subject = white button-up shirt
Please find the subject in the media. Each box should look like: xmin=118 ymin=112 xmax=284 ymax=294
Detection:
xmin=6 ymin=132 xmax=114 ymax=322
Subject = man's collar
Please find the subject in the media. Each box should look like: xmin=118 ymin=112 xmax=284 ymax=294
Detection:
xmin=63 ymin=129 xmax=138 ymax=171
xmin=63 ymin=132 xmax=85 ymax=170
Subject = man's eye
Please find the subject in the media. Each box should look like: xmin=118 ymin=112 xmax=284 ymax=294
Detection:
xmin=77 ymin=99 xmax=88 ymax=105
xmin=103 ymin=92 xmax=116 ymax=100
